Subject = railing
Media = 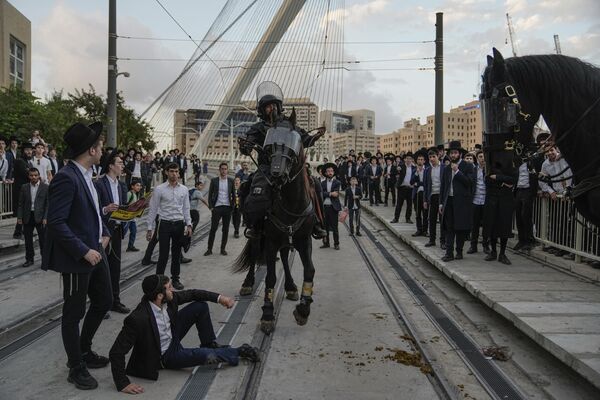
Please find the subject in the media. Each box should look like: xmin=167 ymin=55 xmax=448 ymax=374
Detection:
xmin=528 ymin=195 xmax=600 ymax=263
xmin=0 ymin=182 xmax=13 ymax=219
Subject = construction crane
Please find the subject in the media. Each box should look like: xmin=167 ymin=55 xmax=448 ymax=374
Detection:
xmin=554 ymin=34 xmax=562 ymax=54
xmin=506 ymin=13 xmax=518 ymax=57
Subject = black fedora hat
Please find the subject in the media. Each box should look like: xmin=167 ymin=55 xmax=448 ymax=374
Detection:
xmin=9 ymin=135 xmax=20 ymax=144
xmin=402 ymin=151 xmax=414 ymax=160
xmin=21 ymin=141 xmax=33 ymax=150
xmin=363 ymin=151 xmax=372 ymax=159
xmin=63 ymin=121 xmax=103 ymax=159
xmin=322 ymin=162 xmax=337 ymax=174
xmin=446 ymin=140 xmax=466 ymax=154
xmin=101 ymin=147 xmax=121 ymax=173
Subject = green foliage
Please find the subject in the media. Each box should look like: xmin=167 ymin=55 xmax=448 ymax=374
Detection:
xmin=0 ymin=85 xmax=155 ymax=154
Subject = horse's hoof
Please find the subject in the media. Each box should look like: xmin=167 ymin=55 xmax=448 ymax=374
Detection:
xmin=286 ymin=290 xmax=299 ymax=301
xmin=293 ymin=309 xmax=308 ymax=326
xmin=239 ymin=286 xmax=253 ymax=296
xmin=260 ymin=319 xmax=275 ymax=335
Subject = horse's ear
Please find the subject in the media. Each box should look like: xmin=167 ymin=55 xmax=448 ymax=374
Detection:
xmin=492 ymin=47 xmax=507 ymax=80
xmin=492 ymin=47 xmax=505 ymax=64
xmin=487 ymin=55 xmax=493 ymax=67
xmin=290 ymin=107 xmax=297 ymax=126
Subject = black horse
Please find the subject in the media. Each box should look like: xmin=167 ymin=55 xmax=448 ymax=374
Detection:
xmin=233 ymin=122 xmax=317 ymax=335
xmin=481 ymin=48 xmax=600 ymax=227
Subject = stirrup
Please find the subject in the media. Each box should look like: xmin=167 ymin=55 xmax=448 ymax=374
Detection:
xmin=311 ymin=226 xmax=327 ymax=240
xmin=244 ymin=227 xmax=261 ymax=239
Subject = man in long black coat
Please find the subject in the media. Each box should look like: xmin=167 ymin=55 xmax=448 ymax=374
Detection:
xmin=440 ymin=141 xmax=475 ymax=261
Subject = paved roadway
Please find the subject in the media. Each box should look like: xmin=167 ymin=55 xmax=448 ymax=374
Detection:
xmin=0 ymin=203 xmax=600 ymax=399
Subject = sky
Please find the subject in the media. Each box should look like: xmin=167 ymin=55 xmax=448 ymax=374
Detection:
xmin=10 ymin=0 xmax=600 ymax=134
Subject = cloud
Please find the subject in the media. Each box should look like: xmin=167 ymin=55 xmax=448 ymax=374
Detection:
xmin=32 ymin=1 xmax=189 ymax=113
xmin=514 ymin=14 xmax=542 ymax=31
xmin=323 ymin=0 xmax=389 ymax=27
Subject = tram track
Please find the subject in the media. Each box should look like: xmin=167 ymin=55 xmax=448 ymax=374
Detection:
xmin=350 ymin=215 xmax=527 ymax=400
xmin=0 ymin=221 xmax=212 ymax=363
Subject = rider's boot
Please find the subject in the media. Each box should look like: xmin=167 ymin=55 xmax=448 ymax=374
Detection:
xmin=245 ymin=225 xmax=262 ymax=239
xmin=312 ymin=224 xmax=327 ymax=239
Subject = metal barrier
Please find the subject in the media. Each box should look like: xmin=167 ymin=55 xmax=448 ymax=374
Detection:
xmin=529 ymin=195 xmax=600 ymax=263
xmin=0 ymin=182 xmax=13 ymax=219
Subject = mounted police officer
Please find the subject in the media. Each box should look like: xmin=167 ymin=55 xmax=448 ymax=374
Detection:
xmin=239 ymin=82 xmax=326 ymax=239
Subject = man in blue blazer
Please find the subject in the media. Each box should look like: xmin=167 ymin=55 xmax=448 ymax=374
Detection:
xmin=320 ymin=163 xmax=342 ymax=250
xmin=42 ymin=122 xmax=112 ymax=391
xmin=95 ymin=148 xmax=130 ymax=314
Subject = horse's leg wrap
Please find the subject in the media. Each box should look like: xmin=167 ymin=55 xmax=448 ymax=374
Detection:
xmin=301 ymin=281 xmax=313 ymax=297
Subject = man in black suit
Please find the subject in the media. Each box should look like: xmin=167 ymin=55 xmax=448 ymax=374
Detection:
xmin=17 ymin=168 xmax=48 ymax=267
xmin=11 ymin=142 xmax=34 ymax=239
xmin=344 ymin=176 xmax=362 ymax=236
xmin=320 ymin=163 xmax=342 ymax=249
xmin=95 ymin=149 xmax=130 ymax=314
xmin=42 ymin=122 xmax=112 ymax=390
xmin=365 ymin=156 xmax=382 ymax=206
xmin=423 ymin=149 xmax=445 ymax=248
xmin=440 ymin=141 xmax=476 ymax=262
xmin=205 ymin=162 xmax=234 ymax=256
xmin=109 ymin=274 xmax=259 ymax=394
xmin=177 ymin=152 xmax=188 ymax=181
xmin=341 ymin=159 xmax=357 ymax=189
xmin=392 ymin=152 xmax=415 ymax=223
xmin=382 ymin=156 xmax=397 ymax=206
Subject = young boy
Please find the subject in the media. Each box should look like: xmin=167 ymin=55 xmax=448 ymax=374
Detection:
xmin=344 ymin=176 xmax=362 ymax=236
xmin=126 ymin=179 xmax=143 ymax=252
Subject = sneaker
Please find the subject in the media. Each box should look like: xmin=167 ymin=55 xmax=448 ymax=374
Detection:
xmin=67 ymin=363 xmax=98 ymax=390
xmin=172 ymin=280 xmax=184 ymax=290
xmin=238 ymin=344 xmax=260 ymax=362
xmin=204 ymin=249 xmax=212 ymax=256
xmin=111 ymin=302 xmax=130 ymax=314
xmin=82 ymin=350 xmax=109 ymax=369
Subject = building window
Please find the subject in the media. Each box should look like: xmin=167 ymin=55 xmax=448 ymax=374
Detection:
xmin=9 ymin=36 xmax=26 ymax=88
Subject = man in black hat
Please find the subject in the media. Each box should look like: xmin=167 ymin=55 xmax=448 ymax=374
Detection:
xmin=5 ymin=135 xmax=20 ymax=178
xmin=365 ymin=156 xmax=382 ymax=206
xmin=439 ymin=140 xmax=476 ymax=262
xmin=0 ymin=136 xmax=8 ymax=181
xmin=392 ymin=152 xmax=415 ymax=223
xmin=10 ymin=141 xmax=34 ymax=239
xmin=321 ymin=163 xmax=342 ymax=249
xmin=383 ymin=155 xmax=397 ymax=206
xmin=109 ymin=274 xmax=259 ymax=394
xmin=42 ymin=122 xmax=113 ymax=390
xmin=95 ymin=149 xmax=130 ymax=314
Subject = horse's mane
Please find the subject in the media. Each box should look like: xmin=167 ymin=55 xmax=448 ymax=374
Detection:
xmin=505 ymin=54 xmax=600 ymax=128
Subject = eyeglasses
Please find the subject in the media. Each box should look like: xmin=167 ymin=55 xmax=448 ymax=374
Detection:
xmin=36 ymin=159 xmax=40 ymax=165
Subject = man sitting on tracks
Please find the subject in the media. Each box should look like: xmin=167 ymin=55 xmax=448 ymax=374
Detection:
xmin=109 ymin=274 xmax=260 ymax=394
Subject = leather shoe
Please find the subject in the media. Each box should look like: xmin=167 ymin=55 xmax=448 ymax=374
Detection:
xmin=238 ymin=344 xmax=260 ymax=362
xmin=406 ymin=219 xmax=413 ymax=224
xmin=485 ymin=252 xmax=497 ymax=261
xmin=22 ymin=260 xmax=34 ymax=268
xmin=126 ymin=246 xmax=140 ymax=252
xmin=111 ymin=302 xmax=130 ymax=314
xmin=221 ymin=249 xmax=228 ymax=256
xmin=440 ymin=243 xmax=447 ymax=250
xmin=466 ymin=247 xmax=477 ymax=254
xmin=82 ymin=351 xmax=109 ymax=369
xmin=441 ymin=255 xmax=454 ymax=262
xmin=141 ymin=259 xmax=158 ymax=266
xmin=424 ymin=241 xmax=435 ymax=247
xmin=356 ymin=232 xmax=362 ymax=236
xmin=412 ymin=231 xmax=422 ymax=237
xmin=455 ymin=252 xmax=463 ymax=260
xmin=68 ymin=363 xmax=98 ymax=390
xmin=181 ymin=256 xmax=192 ymax=264
xmin=234 ymin=232 xmax=240 ymax=238
xmin=172 ymin=280 xmax=184 ymax=290
xmin=334 ymin=244 xmax=340 ymax=250
xmin=498 ymin=253 xmax=512 ymax=265
xmin=204 ymin=249 xmax=212 ymax=256
xmin=319 ymin=243 xmax=330 ymax=249
xmin=390 ymin=219 xmax=399 ymax=223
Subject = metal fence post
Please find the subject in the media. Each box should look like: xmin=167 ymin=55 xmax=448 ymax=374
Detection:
xmin=575 ymin=210 xmax=584 ymax=263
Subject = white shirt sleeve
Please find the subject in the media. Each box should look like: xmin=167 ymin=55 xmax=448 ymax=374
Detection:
xmin=147 ymin=186 xmax=160 ymax=230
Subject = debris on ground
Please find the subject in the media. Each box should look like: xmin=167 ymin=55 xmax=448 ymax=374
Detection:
xmin=382 ymin=348 xmax=433 ymax=375
xmin=482 ymin=346 xmax=511 ymax=361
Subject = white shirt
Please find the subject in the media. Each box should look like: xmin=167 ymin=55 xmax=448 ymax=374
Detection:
xmin=415 ymin=167 xmax=424 ymax=192
xmin=386 ymin=165 xmax=392 ymax=176
xmin=324 ymin=179 xmax=333 ymax=205
xmin=107 ymin=175 xmax=121 ymax=204
xmin=215 ymin=177 xmax=231 ymax=207
xmin=132 ymin=160 xmax=142 ymax=178
xmin=149 ymin=302 xmax=172 ymax=355
xmin=73 ymin=161 xmax=103 ymax=242
xmin=517 ymin=163 xmax=530 ymax=189
xmin=350 ymin=187 xmax=359 ymax=210
xmin=0 ymin=152 xmax=7 ymax=180
xmin=401 ymin=165 xmax=413 ymax=187
xmin=32 ymin=156 xmax=52 ymax=184
xmin=473 ymin=166 xmax=486 ymax=205
xmin=348 ymin=166 xmax=352 ymax=178
xmin=540 ymin=157 xmax=571 ymax=194
xmin=449 ymin=161 xmax=461 ymax=197
xmin=30 ymin=182 xmax=39 ymax=211
xmin=146 ymin=181 xmax=192 ymax=230
xmin=430 ymin=165 xmax=441 ymax=195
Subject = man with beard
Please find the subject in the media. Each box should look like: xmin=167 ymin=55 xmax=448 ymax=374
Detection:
xmin=440 ymin=141 xmax=475 ymax=262
xmin=321 ymin=163 xmax=342 ymax=250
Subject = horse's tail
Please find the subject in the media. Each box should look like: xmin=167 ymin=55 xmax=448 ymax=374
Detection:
xmin=232 ymin=237 xmax=266 ymax=273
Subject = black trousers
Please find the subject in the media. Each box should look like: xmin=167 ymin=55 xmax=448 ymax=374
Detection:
xmin=368 ymin=179 xmax=381 ymax=205
xmin=444 ymin=197 xmax=467 ymax=255
xmin=394 ymin=186 xmax=413 ymax=220
xmin=61 ymin=249 xmax=112 ymax=367
xmin=156 ymin=220 xmax=185 ymax=280
xmin=414 ymin=191 xmax=428 ymax=233
xmin=349 ymin=208 xmax=361 ymax=234
xmin=23 ymin=218 xmax=45 ymax=262
xmin=324 ymin=205 xmax=339 ymax=245
xmin=207 ymin=206 xmax=232 ymax=251
xmin=470 ymin=204 xmax=487 ymax=248
xmin=232 ymin=207 xmax=242 ymax=234
xmin=190 ymin=209 xmax=200 ymax=232
xmin=361 ymin=177 xmax=369 ymax=198
xmin=107 ymin=225 xmax=123 ymax=303
xmin=427 ymin=194 xmax=443 ymax=243
xmin=515 ymin=188 xmax=534 ymax=244
xmin=384 ymin=179 xmax=396 ymax=205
